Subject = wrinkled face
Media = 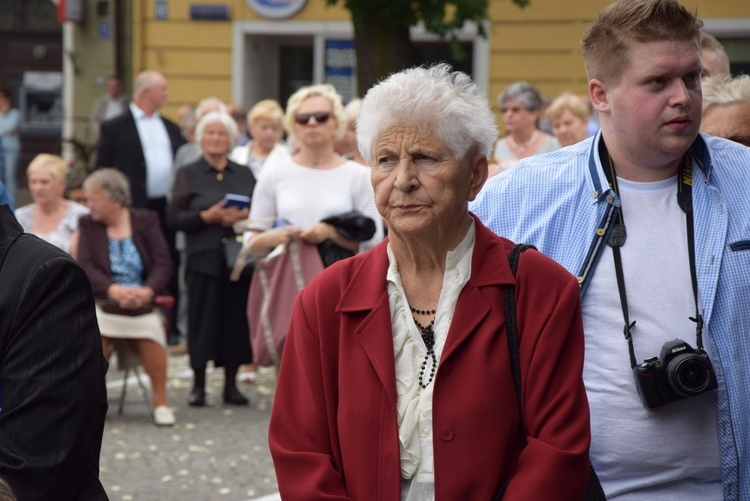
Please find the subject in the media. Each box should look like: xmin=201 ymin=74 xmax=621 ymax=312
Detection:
xmin=85 ymin=185 xmax=120 ymax=223
xmin=501 ymin=99 xmax=538 ymax=134
xmin=702 ymin=102 xmax=750 ymax=147
xmin=293 ymin=96 xmax=338 ymax=148
xmin=250 ymin=119 xmax=284 ymax=154
xmin=597 ymin=40 xmax=702 ymax=175
xmin=550 ymin=108 xmax=589 ymax=147
xmin=28 ymin=170 xmax=65 ymax=204
xmin=201 ymin=122 xmax=231 ymax=157
xmin=370 ymin=124 xmax=486 ymax=240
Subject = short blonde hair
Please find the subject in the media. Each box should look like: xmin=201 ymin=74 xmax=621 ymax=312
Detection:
xmin=546 ymin=93 xmax=591 ymax=123
xmin=284 ymin=84 xmax=346 ymax=141
xmin=26 ymin=154 xmax=68 ymax=183
xmin=248 ymin=99 xmax=284 ymax=126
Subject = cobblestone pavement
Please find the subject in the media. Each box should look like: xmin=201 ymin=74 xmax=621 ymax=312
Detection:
xmin=100 ymin=351 xmax=281 ymax=501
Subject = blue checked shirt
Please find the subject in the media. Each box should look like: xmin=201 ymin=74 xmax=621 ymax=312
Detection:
xmin=471 ymin=132 xmax=750 ymax=500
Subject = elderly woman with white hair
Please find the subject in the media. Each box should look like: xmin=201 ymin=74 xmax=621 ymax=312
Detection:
xmin=168 ymin=111 xmax=256 ymax=407
xmin=701 ymin=74 xmax=750 ymax=147
xmin=269 ymin=64 xmax=591 ymax=499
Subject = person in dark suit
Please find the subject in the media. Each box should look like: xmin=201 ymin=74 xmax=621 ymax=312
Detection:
xmin=0 ymin=196 xmax=108 ymax=500
xmin=96 ymin=70 xmax=185 ymax=209
xmin=96 ymin=70 xmax=186 ymax=342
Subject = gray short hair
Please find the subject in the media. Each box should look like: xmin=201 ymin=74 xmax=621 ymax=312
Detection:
xmin=357 ymin=64 xmax=498 ymax=165
xmin=195 ymin=111 xmax=239 ymax=151
xmin=498 ymin=81 xmax=544 ymax=112
xmin=84 ymin=168 xmax=132 ymax=207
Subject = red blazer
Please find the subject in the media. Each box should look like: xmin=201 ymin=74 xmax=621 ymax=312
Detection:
xmin=269 ymin=217 xmax=591 ymax=500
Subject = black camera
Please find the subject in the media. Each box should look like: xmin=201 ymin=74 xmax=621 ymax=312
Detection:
xmin=633 ymin=339 xmax=717 ymax=409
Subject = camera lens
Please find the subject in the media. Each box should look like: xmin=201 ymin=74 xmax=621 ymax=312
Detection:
xmin=666 ymin=353 xmax=713 ymax=396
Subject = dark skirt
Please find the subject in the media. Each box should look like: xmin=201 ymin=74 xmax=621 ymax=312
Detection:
xmin=186 ymin=269 xmax=252 ymax=368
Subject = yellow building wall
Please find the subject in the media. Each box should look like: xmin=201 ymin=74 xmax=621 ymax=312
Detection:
xmin=489 ymin=0 xmax=750 ymax=104
xmin=133 ymin=0 xmax=351 ymax=119
xmin=131 ymin=0 xmax=750 ymax=121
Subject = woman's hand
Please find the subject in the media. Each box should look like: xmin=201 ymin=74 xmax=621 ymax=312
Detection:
xmin=301 ymin=222 xmax=359 ymax=254
xmin=201 ymin=202 xmax=250 ymax=227
xmin=200 ymin=201 xmax=226 ymax=225
xmin=247 ymin=226 xmax=300 ymax=254
xmin=107 ymin=284 xmax=154 ymax=309
xmin=221 ymin=206 xmax=250 ymax=227
xmin=299 ymin=222 xmax=336 ymax=245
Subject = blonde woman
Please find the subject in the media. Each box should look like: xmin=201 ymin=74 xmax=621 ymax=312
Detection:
xmin=546 ymin=93 xmax=591 ymax=147
xmin=15 ymin=154 xmax=89 ymax=253
xmin=230 ymin=99 xmax=290 ymax=178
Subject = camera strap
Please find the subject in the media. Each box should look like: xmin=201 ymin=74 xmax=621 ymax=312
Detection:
xmin=599 ymin=140 xmax=702 ymax=368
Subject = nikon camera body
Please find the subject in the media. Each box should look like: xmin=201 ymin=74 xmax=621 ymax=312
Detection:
xmin=633 ymin=339 xmax=717 ymax=409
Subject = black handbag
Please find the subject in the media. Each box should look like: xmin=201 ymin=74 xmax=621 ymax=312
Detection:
xmin=318 ymin=211 xmax=376 ymax=268
xmin=495 ymin=244 xmax=606 ymax=501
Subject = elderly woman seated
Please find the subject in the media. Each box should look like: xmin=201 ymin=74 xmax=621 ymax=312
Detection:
xmin=268 ymin=64 xmax=591 ymax=499
xmin=72 ymin=169 xmax=176 ymax=426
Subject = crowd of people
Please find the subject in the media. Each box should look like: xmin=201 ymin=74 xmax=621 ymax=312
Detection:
xmin=1 ymin=0 xmax=749 ymax=498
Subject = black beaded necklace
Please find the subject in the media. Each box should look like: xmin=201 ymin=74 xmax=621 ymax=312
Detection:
xmin=410 ymin=306 xmax=437 ymax=389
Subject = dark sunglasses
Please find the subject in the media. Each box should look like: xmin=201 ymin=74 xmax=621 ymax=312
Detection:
xmin=294 ymin=112 xmax=331 ymax=125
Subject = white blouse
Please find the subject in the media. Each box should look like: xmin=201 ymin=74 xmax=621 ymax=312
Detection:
xmin=15 ymin=201 xmax=89 ymax=254
xmin=386 ymin=220 xmax=476 ymax=501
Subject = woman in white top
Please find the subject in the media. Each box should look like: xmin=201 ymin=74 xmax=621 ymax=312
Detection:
xmin=15 ymin=154 xmax=89 ymax=254
xmin=245 ymin=84 xmax=382 ymax=257
xmin=493 ymin=81 xmax=559 ymax=174
xmin=230 ymin=99 xmax=290 ymax=179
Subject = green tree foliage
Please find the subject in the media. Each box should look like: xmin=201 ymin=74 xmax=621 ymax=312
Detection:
xmin=326 ymin=0 xmax=530 ymax=95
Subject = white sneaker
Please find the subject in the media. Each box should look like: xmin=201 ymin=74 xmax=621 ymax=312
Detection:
xmin=153 ymin=406 xmax=176 ymax=426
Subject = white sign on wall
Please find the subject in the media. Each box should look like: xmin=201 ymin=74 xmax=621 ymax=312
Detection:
xmin=245 ymin=0 xmax=308 ymax=19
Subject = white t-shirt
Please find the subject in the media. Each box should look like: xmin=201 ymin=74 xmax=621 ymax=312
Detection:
xmin=247 ymin=158 xmax=383 ymax=251
xmin=582 ymin=175 xmax=722 ymax=500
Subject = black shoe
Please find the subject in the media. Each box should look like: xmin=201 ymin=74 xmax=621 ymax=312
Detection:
xmin=167 ymin=333 xmax=182 ymax=346
xmin=223 ymin=388 xmax=249 ymax=406
xmin=188 ymin=389 xmax=206 ymax=407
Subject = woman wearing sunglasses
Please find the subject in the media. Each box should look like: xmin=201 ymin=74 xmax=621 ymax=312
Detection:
xmin=244 ymin=84 xmax=383 ymax=259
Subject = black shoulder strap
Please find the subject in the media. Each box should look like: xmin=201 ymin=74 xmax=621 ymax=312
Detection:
xmin=504 ymin=243 xmax=607 ymax=501
xmin=504 ymin=243 xmax=536 ymax=443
